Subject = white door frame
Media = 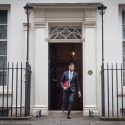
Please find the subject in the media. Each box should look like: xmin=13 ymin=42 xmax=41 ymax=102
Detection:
xmin=47 ymin=22 xmax=84 ymax=111
xmin=33 ymin=8 xmax=98 ymax=116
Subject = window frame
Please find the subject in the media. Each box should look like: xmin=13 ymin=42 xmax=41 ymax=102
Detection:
xmin=0 ymin=8 xmax=9 ymax=87
xmin=48 ymin=23 xmax=83 ymax=43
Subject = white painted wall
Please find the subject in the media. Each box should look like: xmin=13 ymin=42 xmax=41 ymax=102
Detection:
xmin=0 ymin=0 xmax=124 ymax=117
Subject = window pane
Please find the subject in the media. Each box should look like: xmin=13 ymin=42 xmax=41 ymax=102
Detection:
xmin=56 ymin=34 xmax=65 ymax=39
xmin=0 ymin=10 xmax=7 ymax=24
xmin=0 ymin=41 xmax=7 ymax=55
xmin=123 ymin=25 xmax=125 ymax=39
xmin=0 ymin=56 xmax=7 ymax=68
xmin=67 ymin=33 xmax=76 ymax=39
xmin=0 ymin=25 xmax=7 ymax=39
xmin=0 ymin=71 xmax=6 ymax=85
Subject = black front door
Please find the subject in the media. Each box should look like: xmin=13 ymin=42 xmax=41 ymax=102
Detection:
xmin=48 ymin=43 xmax=83 ymax=110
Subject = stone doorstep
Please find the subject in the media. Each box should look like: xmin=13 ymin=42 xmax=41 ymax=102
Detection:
xmin=48 ymin=111 xmax=83 ymax=114
xmin=48 ymin=111 xmax=83 ymax=117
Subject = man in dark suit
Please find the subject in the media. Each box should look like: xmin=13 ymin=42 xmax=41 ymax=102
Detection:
xmin=60 ymin=62 xmax=81 ymax=119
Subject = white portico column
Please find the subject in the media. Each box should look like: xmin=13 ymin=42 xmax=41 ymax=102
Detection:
xmin=33 ymin=22 xmax=48 ymax=116
xmin=83 ymin=13 xmax=98 ymax=116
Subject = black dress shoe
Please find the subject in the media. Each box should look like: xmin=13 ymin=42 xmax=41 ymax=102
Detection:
xmin=67 ymin=114 xmax=71 ymax=119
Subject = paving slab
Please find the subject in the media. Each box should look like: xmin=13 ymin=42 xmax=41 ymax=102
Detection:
xmin=90 ymin=119 xmax=125 ymax=125
xmin=0 ymin=115 xmax=125 ymax=125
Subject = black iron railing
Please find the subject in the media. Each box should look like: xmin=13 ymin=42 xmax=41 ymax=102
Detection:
xmin=101 ymin=63 xmax=125 ymax=119
xmin=0 ymin=62 xmax=31 ymax=118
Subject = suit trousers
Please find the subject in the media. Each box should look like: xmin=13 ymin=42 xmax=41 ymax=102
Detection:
xmin=63 ymin=89 xmax=75 ymax=114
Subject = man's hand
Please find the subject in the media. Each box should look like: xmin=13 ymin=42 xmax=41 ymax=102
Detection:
xmin=64 ymin=87 xmax=67 ymax=90
xmin=78 ymin=91 xmax=81 ymax=98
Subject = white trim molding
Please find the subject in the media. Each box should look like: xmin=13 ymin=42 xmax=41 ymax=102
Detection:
xmin=34 ymin=17 xmax=46 ymax=28
xmin=33 ymin=105 xmax=48 ymax=116
xmin=84 ymin=105 xmax=98 ymax=116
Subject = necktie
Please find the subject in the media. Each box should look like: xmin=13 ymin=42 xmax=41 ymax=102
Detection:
xmin=69 ymin=72 xmax=73 ymax=82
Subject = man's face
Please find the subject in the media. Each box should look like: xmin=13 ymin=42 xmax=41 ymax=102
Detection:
xmin=68 ymin=64 xmax=75 ymax=71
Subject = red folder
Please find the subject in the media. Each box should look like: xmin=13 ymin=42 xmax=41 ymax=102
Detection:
xmin=64 ymin=81 xmax=70 ymax=89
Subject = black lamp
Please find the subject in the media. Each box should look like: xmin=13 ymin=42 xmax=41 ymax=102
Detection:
xmin=24 ymin=3 xmax=33 ymax=18
xmin=97 ymin=4 xmax=107 ymax=15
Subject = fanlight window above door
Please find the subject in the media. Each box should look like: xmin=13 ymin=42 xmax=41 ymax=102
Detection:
xmin=49 ymin=26 xmax=82 ymax=40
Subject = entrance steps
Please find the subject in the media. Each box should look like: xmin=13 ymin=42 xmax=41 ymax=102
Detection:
xmin=48 ymin=111 xmax=83 ymax=119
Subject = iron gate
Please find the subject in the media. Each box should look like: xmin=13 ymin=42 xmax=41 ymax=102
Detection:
xmin=0 ymin=62 xmax=31 ymax=118
xmin=101 ymin=63 xmax=125 ymax=119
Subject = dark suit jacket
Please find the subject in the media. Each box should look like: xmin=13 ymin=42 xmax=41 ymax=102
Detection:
xmin=60 ymin=71 xmax=80 ymax=93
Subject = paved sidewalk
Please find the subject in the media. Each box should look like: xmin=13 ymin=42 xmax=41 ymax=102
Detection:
xmin=0 ymin=112 xmax=125 ymax=125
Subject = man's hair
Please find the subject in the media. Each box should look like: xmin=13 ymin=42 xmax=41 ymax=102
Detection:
xmin=68 ymin=62 xmax=75 ymax=66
